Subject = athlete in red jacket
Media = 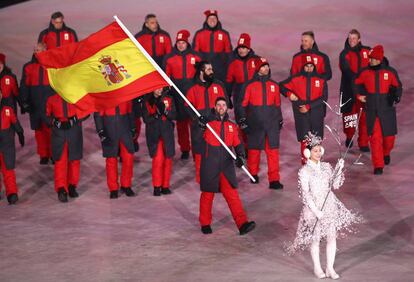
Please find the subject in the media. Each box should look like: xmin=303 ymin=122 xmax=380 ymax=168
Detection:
xmin=38 ymin=11 xmax=78 ymax=50
xmin=354 ymin=45 xmax=402 ymax=175
xmin=198 ymin=97 xmax=255 ymax=235
xmin=0 ymin=53 xmax=22 ymax=112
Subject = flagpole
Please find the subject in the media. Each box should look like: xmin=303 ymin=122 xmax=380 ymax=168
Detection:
xmin=113 ymin=15 xmax=255 ymax=182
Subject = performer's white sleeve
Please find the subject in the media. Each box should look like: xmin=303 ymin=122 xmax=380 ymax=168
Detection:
xmin=331 ymin=162 xmax=345 ymax=190
xmin=298 ymin=168 xmax=320 ymax=215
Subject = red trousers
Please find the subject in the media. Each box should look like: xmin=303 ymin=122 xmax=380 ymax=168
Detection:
xmin=194 ymin=153 xmax=201 ymax=184
xmin=199 ymin=173 xmax=248 ymax=228
xmin=369 ymin=118 xmax=395 ymax=168
xmin=54 ymin=142 xmax=80 ymax=192
xmin=106 ymin=142 xmax=134 ymax=191
xmin=247 ymin=137 xmax=280 ymax=181
xmin=34 ymin=123 xmax=52 ymax=158
xmin=0 ymin=153 xmax=18 ymax=196
xmin=152 ymin=139 xmax=173 ymax=188
xmin=176 ymin=119 xmax=191 ymax=152
xmin=342 ymin=100 xmax=369 ymax=147
xmin=133 ymin=117 xmax=142 ymax=143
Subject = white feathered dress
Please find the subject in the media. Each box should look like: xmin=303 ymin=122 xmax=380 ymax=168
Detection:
xmin=286 ymin=160 xmax=363 ymax=254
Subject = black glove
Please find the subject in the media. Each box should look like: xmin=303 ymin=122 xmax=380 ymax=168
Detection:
xmin=388 ymin=86 xmax=400 ymax=106
xmin=198 ymin=115 xmax=207 ymax=130
xmin=98 ymin=130 xmax=108 ymax=142
xmin=235 ymin=154 xmax=246 ymax=168
xmin=21 ymin=103 xmax=30 ymax=114
xmin=238 ymin=118 xmax=248 ymax=131
xmin=60 ymin=121 xmax=71 ymax=130
xmin=53 ymin=119 xmax=62 ymax=129
xmin=68 ymin=116 xmax=78 ymax=127
xmin=228 ymin=98 xmax=234 ymax=109
xmin=17 ymin=132 xmax=25 ymax=147
xmin=279 ymin=119 xmax=284 ymax=130
xmin=131 ymin=128 xmax=137 ymax=139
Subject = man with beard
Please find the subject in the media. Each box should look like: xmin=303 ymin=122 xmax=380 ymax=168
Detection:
xmin=353 ymin=45 xmax=402 ymax=175
xmin=237 ymin=57 xmax=283 ymax=189
xmin=38 ymin=11 xmax=78 ymax=49
xmin=163 ymin=29 xmax=202 ymax=159
xmin=193 ymin=10 xmax=232 ymax=82
xmin=198 ymin=97 xmax=255 ymax=235
xmin=339 ymin=29 xmax=371 ymax=151
xmin=281 ymin=56 xmax=328 ymax=164
xmin=0 ymin=91 xmax=25 ymax=205
xmin=19 ymin=43 xmax=55 ymax=164
xmin=290 ymin=31 xmax=331 ymax=81
xmin=142 ymin=88 xmax=176 ymax=196
xmin=94 ymin=101 xmax=136 ymax=199
xmin=185 ymin=61 xmax=226 ymax=183
xmin=135 ymin=14 xmax=172 ymax=67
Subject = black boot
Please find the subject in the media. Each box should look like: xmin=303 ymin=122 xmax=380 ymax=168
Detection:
xmin=269 ymin=181 xmax=284 ymax=190
xmin=201 ymin=225 xmax=212 ymax=234
xmin=345 ymin=138 xmax=353 ymax=148
xmin=384 ymin=155 xmax=391 ymax=165
xmin=122 ymin=187 xmax=135 ymax=197
xmin=153 ymin=187 xmax=162 ymax=196
xmin=110 ymin=190 xmax=118 ymax=199
xmin=39 ymin=157 xmax=49 ymax=165
xmin=68 ymin=184 xmax=79 ymax=198
xmin=7 ymin=193 xmax=18 ymax=205
xmin=360 ymin=146 xmax=370 ymax=152
xmin=180 ymin=151 xmax=190 ymax=160
xmin=161 ymin=187 xmax=172 ymax=195
xmin=374 ymin=168 xmax=383 ymax=175
xmin=57 ymin=188 xmax=68 ymax=203
xmin=250 ymin=175 xmax=259 ymax=184
xmin=239 ymin=221 xmax=256 ymax=235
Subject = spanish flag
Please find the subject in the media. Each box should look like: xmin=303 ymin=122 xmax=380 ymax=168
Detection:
xmin=36 ymin=21 xmax=169 ymax=112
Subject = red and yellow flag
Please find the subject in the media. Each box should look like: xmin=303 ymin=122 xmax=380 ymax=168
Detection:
xmin=36 ymin=21 xmax=169 ymax=112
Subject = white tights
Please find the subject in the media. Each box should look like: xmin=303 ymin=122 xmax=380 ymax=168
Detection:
xmin=310 ymin=232 xmax=337 ymax=274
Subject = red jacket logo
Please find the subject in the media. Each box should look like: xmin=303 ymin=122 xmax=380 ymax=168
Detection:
xmin=159 ymin=36 xmax=164 ymax=43
xmin=98 ymin=55 xmax=131 ymax=86
xmin=64 ymin=33 xmax=69 ymax=40
xmin=384 ymin=73 xmax=389 ymax=80
xmin=218 ymin=34 xmax=223 ymax=41
xmin=315 ymin=80 xmax=320 ymax=87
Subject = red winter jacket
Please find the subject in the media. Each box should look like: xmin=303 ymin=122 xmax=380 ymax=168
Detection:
xmin=38 ymin=23 xmax=78 ymax=49
xmin=290 ymin=42 xmax=332 ymax=81
xmin=0 ymin=68 xmax=20 ymax=110
xmin=135 ymin=25 xmax=172 ymax=67
xmin=185 ymin=79 xmax=226 ymax=117
xmin=0 ymin=105 xmax=23 ymax=169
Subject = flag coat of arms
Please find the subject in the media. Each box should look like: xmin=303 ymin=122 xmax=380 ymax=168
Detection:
xmin=36 ymin=21 xmax=169 ymax=112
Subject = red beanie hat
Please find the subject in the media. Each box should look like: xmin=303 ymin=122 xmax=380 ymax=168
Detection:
xmin=302 ymin=54 xmax=316 ymax=68
xmin=204 ymin=9 xmax=218 ymax=19
xmin=237 ymin=33 xmax=251 ymax=49
xmin=176 ymin=29 xmax=190 ymax=44
xmin=369 ymin=45 xmax=384 ymax=61
xmin=255 ymin=57 xmax=269 ymax=72
xmin=0 ymin=53 xmax=5 ymax=65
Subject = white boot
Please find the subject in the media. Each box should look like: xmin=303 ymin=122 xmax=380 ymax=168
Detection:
xmin=326 ymin=237 xmax=339 ymax=279
xmin=311 ymin=240 xmax=326 ymax=279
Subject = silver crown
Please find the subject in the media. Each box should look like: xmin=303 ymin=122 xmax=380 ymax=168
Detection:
xmin=304 ymin=132 xmax=323 ymax=148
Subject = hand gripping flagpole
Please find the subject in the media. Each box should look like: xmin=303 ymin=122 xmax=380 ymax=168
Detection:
xmin=113 ymin=15 xmax=256 ymax=182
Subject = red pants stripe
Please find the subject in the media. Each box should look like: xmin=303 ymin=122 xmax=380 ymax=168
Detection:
xmin=0 ymin=153 xmax=18 ymax=196
xmin=106 ymin=142 xmax=134 ymax=191
xmin=247 ymin=137 xmax=280 ymax=181
xmin=194 ymin=153 xmax=201 ymax=184
xmin=369 ymin=118 xmax=395 ymax=168
xmin=342 ymin=100 xmax=369 ymax=147
xmin=34 ymin=123 xmax=52 ymax=158
xmin=199 ymin=173 xmax=248 ymax=228
xmin=152 ymin=139 xmax=173 ymax=188
xmin=54 ymin=142 xmax=80 ymax=192
xmin=176 ymin=119 xmax=191 ymax=152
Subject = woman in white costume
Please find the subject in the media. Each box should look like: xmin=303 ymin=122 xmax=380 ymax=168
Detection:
xmin=286 ymin=132 xmax=363 ymax=279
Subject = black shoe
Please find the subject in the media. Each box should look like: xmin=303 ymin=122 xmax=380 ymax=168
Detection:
xmin=153 ymin=187 xmax=162 ymax=196
xmin=161 ymin=188 xmax=172 ymax=195
xmin=181 ymin=151 xmax=190 ymax=160
xmin=239 ymin=221 xmax=256 ymax=235
xmin=250 ymin=175 xmax=259 ymax=184
xmin=39 ymin=157 xmax=49 ymax=165
xmin=374 ymin=168 xmax=383 ymax=175
xmin=68 ymin=184 xmax=79 ymax=198
xmin=7 ymin=193 xmax=18 ymax=205
xmin=345 ymin=138 xmax=354 ymax=148
xmin=384 ymin=155 xmax=391 ymax=165
xmin=269 ymin=181 xmax=284 ymax=190
xmin=57 ymin=188 xmax=68 ymax=203
xmin=360 ymin=146 xmax=370 ymax=152
xmin=201 ymin=225 xmax=212 ymax=234
xmin=122 ymin=187 xmax=135 ymax=197
xmin=110 ymin=190 xmax=118 ymax=199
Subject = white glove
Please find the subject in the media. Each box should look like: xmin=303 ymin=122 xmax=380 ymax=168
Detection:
xmin=315 ymin=209 xmax=324 ymax=220
xmin=337 ymin=158 xmax=344 ymax=171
